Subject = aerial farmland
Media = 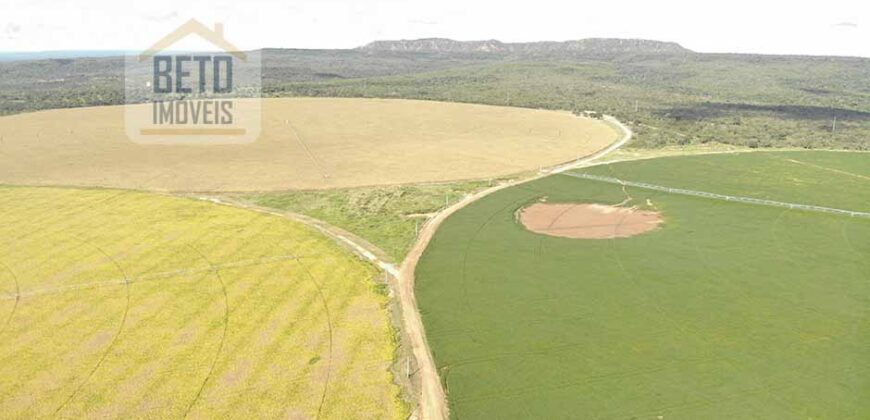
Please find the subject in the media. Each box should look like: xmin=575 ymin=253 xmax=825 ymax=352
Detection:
xmin=416 ymin=151 xmax=870 ymax=418
xmin=0 ymin=98 xmax=617 ymax=191
xmin=0 ymin=6 xmax=868 ymax=419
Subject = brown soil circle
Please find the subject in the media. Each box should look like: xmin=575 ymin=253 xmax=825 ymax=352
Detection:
xmin=519 ymin=203 xmax=663 ymax=239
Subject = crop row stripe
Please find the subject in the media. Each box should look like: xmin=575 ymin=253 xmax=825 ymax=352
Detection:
xmin=562 ymin=172 xmax=870 ymax=219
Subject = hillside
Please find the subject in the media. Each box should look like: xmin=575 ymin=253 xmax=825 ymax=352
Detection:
xmin=358 ymin=38 xmax=692 ymax=56
xmin=0 ymin=38 xmax=868 ymax=150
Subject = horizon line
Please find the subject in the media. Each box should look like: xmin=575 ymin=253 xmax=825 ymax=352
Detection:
xmin=0 ymin=38 xmax=868 ymax=60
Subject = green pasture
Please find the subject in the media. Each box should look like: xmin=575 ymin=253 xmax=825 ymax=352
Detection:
xmin=416 ymin=151 xmax=870 ymax=418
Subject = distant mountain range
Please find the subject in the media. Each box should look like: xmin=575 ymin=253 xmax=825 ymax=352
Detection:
xmin=358 ymin=38 xmax=692 ymax=56
xmin=1 ymin=36 xmax=867 ymax=151
xmin=0 ymin=38 xmax=692 ymax=62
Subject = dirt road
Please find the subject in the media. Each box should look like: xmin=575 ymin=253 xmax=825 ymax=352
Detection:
xmin=398 ymin=115 xmax=632 ymax=419
xmin=195 ymin=115 xmax=631 ymax=420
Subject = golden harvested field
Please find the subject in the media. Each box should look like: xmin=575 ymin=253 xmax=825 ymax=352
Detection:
xmin=0 ymin=98 xmax=618 ymax=191
xmin=0 ymin=187 xmax=406 ymax=418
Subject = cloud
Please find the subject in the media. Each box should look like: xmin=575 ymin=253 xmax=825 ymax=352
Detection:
xmin=831 ymin=22 xmax=858 ymax=28
xmin=409 ymin=19 xmax=439 ymax=25
xmin=2 ymin=23 xmax=21 ymax=40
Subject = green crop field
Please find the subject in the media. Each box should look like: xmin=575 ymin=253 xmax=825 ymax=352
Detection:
xmin=415 ymin=151 xmax=870 ymax=418
xmin=0 ymin=187 xmax=406 ymax=418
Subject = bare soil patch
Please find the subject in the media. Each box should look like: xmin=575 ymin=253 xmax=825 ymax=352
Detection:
xmin=519 ymin=203 xmax=662 ymax=239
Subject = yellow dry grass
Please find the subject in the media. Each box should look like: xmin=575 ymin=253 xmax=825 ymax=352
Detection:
xmin=0 ymin=98 xmax=618 ymax=191
xmin=0 ymin=186 xmax=406 ymax=419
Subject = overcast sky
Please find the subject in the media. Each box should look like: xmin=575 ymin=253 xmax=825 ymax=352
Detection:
xmin=1 ymin=0 xmax=867 ymax=57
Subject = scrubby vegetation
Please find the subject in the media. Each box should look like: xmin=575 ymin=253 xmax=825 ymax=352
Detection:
xmin=1 ymin=47 xmax=867 ymax=149
xmin=268 ymin=56 xmax=870 ymax=150
xmin=241 ymin=180 xmax=492 ymax=260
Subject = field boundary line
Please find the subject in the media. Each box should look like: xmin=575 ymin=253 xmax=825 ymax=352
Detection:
xmin=187 ymin=196 xmax=409 ymax=411
xmin=398 ymin=114 xmax=633 ymax=419
xmin=562 ymin=172 xmax=870 ymax=219
xmin=190 ymin=197 xmax=399 ymax=276
xmin=188 ymin=115 xmax=632 ymax=420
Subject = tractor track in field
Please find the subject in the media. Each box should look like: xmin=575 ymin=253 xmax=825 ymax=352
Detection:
xmin=272 ymin=239 xmax=336 ymax=420
xmin=192 ymin=115 xmax=632 ymax=419
xmin=181 ymin=244 xmax=231 ymax=419
xmin=0 ymin=261 xmax=19 ymax=337
xmin=54 ymin=239 xmax=131 ymax=416
xmin=456 ymin=193 xmax=539 ymax=358
xmin=0 ymin=255 xmax=306 ymax=301
xmin=839 ymin=218 xmax=868 ymax=266
xmin=286 ymin=120 xmax=332 ymax=181
xmin=782 ymin=157 xmax=870 ymax=181
xmin=9 ymin=116 xmax=865 ymax=417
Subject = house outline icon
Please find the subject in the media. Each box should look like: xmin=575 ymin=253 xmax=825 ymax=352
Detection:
xmin=138 ymin=19 xmax=247 ymax=62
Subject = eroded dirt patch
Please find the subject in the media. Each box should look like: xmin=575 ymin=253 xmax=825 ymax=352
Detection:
xmin=519 ymin=203 xmax=662 ymax=239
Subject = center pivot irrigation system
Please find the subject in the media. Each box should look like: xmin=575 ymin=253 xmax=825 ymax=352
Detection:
xmin=563 ymin=172 xmax=870 ymax=219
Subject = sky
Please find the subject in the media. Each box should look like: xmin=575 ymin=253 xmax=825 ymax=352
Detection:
xmin=0 ymin=0 xmax=868 ymax=57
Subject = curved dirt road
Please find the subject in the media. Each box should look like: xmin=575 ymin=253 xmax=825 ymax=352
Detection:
xmin=399 ymin=116 xmax=632 ymax=419
xmin=196 ymin=115 xmax=631 ymax=420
